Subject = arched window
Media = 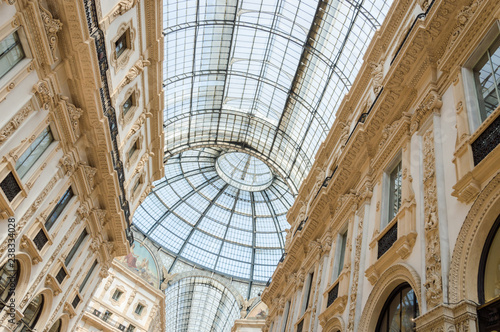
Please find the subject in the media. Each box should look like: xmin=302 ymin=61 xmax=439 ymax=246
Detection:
xmin=477 ymin=214 xmax=500 ymax=332
xmin=15 ymin=294 xmax=44 ymax=332
xmin=48 ymin=319 xmax=62 ymax=332
xmin=0 ymin=260 xmax=19 ymax=311
xmin=376 ymin=283 xmax=419 ymax=332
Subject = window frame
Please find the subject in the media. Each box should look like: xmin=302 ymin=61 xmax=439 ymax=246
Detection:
xmin=462 ymin=21 xmax=500 ymax=133
xmin=64 ymin=228 xmax=88 ymax=267
xmin=380 ymin=154 xmax=402 ymax=231
xmin=0 ymin=25 xmax=31 ymax=88
xmin=0 ymin=30 xmax=26 ymax=80
xmin=15 ymin=126 xmax=55 ymax=180
xmin=375 ymin=283 xmax=418 ymax=332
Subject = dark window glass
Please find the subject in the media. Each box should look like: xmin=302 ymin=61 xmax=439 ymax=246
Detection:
xmin=376 ymin=283 xmax=419 ymax=332
xmin=33 ymin=229 xmax=49 ymax=251
xmin=0 ymin=260 xmax=19 ymax=311
xmin=15 ymin=127 xmax=53 ymax=179
xmin=135 ymin=303 xmax=144 ymax=315
xmin=64 ymin=229 xmax=88 ymax=266
xmin=45 ymin=187 xmax=74 ymax=232
xmin=0 ymin=172 xmax=21 ymax=202
xmin=304 ymin=273 xmax=314 ymax=311
xmin=0 ymin=31 xmax=25 ymax=79
xmin=103 ymin=310 xmax=112 ymax=322
xmin=112 ymin=289 xmax=123 ymax=301
xmin=123 ymin=94 xmax=133 ymax=115
xmin=15 ymin=294 xmax=44 ymax=332
xmin=47 ymin=319 xmax=62 ymax=332
xmin=126 ymin=325 xmax=136 ymax=332
xmin=79 ymin=260 xmax=98 ymax=293
xmin=128 ymin=142 xmax=137 ymax=159
xmin=55 ymin=267 xmax=67 ymax=284
xmin=115 ymin=33 xmax=127 ymax=58
xmin=337 ymin=231 xmax=347 ymax=278
xmin=473 ymin=35 xmax=500 ymax=122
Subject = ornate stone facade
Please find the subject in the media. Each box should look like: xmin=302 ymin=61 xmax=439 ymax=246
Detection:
xmin=262 ymin=0 xmax=500 ymax=331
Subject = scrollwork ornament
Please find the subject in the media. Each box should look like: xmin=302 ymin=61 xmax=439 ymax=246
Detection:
xmin=39 ymin=4 xmax=63 ymax=60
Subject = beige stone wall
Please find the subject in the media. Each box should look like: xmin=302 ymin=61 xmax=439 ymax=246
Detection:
xmin=262 ymin=0 xmax=500 ymax=331
xmin=0 ymin=0 xmax=162 ymax=331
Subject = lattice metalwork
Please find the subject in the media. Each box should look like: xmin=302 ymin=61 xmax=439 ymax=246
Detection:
xmin=378 ymin=222 xmax=397 ymax=259
xmin=163 ymin=0 xmax=393 ymax=191
xmin=55 ymin=267 xmax=67 ymax=284
xmin=0 ymin=172 xmax=21 ymax=202
xmin=472 ymin=114 xmax=500 ymax=165
xmin=164 ymin=276 xmax=241 ymax=332
xmin=327 ymin=283 xmax=339 ymax=308
xmin=33 ymin=229 xmax=48 ymax=251
xmin=134 ymin=147 xmax=292 ymax=282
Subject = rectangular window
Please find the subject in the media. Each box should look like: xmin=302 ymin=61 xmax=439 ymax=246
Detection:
xmin=79 ymin=260 xmax=97 ymax=293
xmin=64 ymin=229 xmax=88 ymax=266
xmin=132 ymin=178 xmax=140 ymax=193
xmin=473 ymin=34 xmax=500 ymax=121
xmin=128 ymin=142 xmax=138 ymax=159
xmin=15 ymin=127 xmax=53 ymax=179
xmin=45 ymin=187 xmax=74 ymax=232
xmin=102 ymin=310 xmax=112 ymax=322
xmin=33 ymin=229 xmax=49 ymax=251
xmin=135 ymin=303 xmax=144 ymax=315
xmin=0 ymin=31 xmax=25 ymax=79
xmin=126 ymin=325 xmax=136 ymax=332
xmin=281 ymin=301 xmax=290 ymax=332
xmin=304 ymin=273 xmax=314 ymax=311
xmin=71 ymin=294 xmax=81 ymax=308
xmin=112 ymin=289 xmax=123 ymax=301
xmin=123 ymin=94 xmax=133 ymax=115
xmin=115 ymin=32 xmax=128 ymax=58
xmin=388 ymin=160 xmax=402 ymax=222
xmin=336 ymin=230 xmax=348 ymax=279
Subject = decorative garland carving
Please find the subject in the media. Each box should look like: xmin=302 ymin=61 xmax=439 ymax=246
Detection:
xmin=422 ymin=129 xmax=443 ymax=309
xmin=445 ymin=0 xmax=485 ymax=52
xmin=114 ymin=0 xmax=140 ymax=16
xmin=0 ymin=104 xmax=33 ymax=145
xmin=346 ymin=208 xmax=364 ymax=331
xmin=39 ymin=4 xmax=63 ymax=61
xmin=370 ymin=61 xmax=384 ymax=94
xmin=119 ymin=57 xmax=150 ymax=90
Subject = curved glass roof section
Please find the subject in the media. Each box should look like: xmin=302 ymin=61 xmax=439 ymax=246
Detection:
xmin=163 ymin=0 xmax=393 ymax=192
xmin=134 ymin=148 xmax=294 ymax=282
xmin=216 ymin=152 xmax=274 ymax=191
xmin=164 ymin=276 xmax=241 ymax=332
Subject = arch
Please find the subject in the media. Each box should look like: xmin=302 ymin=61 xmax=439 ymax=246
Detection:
xmin=22 ymin=288 xmax=53 ymax=332
xmin=0 ymin=252 xmax=31 ymax=306
xmin=321 ymin=315 xmax=345 ymax=332
xmin=47 ymin=314 xmax=70 ymax=332
xmin=358 ymin=263 xmax=421 ymax=332
xmin=167 ymin=270 xmax=245 ymax=307
xmin=449 ymin=172 xmax=500 ymax=303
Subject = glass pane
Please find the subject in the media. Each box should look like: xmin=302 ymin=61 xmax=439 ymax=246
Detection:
xmin=389 ymin=161 xmax=402 ymax=221
xmin=484 ymin=225 xmax=500 ymax=302
xmin=15 ymin=127 xmax=54 ymax=179
xmin=0 ymin=260 xmax=18 ymax=309
xmin=474 ymin=35 xmax=500 ymax=121
xmin=45 ymin=187 xmax=74 ymax=231
xmin=401 ymin=288 xmax=417 ymax=332
xmin=0 ymin=31 xmax=25 ymax=79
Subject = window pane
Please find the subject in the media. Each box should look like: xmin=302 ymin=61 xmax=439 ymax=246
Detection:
xmin=474 ymin=35 xmax=500 ymax=121
xmin=0 ymin=31 xmax=25 ymax=79
xmin=123 ymin=95 xmax=133 ymax=115
xmin=15 ymin=127 xmax=54 ymax=179
xmin=45 ymin=187 xmax=74 ymax=231
xmin=389 ymin=161 xmax=402 ymax=221
xmin=64 ymin=228 xmax=88 ymax=266
xmin=79 ymin=260 xmax=98 ymax=293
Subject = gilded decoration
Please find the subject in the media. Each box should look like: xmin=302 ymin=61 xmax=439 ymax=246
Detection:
xmin=422 ymin=128 xmax=443 ymax=309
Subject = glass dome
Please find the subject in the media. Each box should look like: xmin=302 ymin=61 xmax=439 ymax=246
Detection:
xmin=133 ymin=147 xmax=294 ymax=282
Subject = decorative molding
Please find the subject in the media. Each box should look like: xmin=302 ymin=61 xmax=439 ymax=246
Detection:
xmin=39 ymin=4 xmax=63 ymax=61
xmin=110 ymin=20 xmax=136 ymax=73
xmin=118 ymin=57 xmax=150 ymax=91
xmin=113 ymin=0 xmax=140 ymax=17
xmin=422 ymin=128 xmax=443 ymax=309
xmin=0 ymin=104 xmax=34 ymax=146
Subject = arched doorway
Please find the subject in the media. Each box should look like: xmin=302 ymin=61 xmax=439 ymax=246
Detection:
xmin=477 ymin=214 xmax=500 ymax=332
xmin=375 ymin=283 xmax=419 ymax=332
xmin=0 ymin=260 xmax=19 ymax=311
xmin=14 ymin=294 xmax=44 ymax=332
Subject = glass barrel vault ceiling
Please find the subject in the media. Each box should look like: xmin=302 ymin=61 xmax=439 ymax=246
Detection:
xmin=135 ymin=0 xmax=394 ymax=287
